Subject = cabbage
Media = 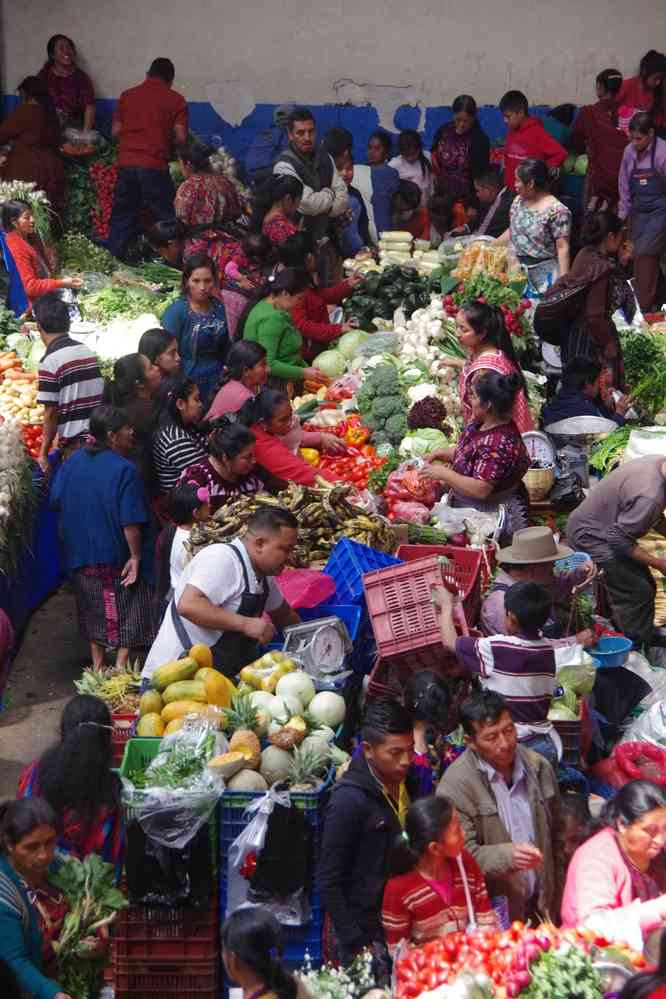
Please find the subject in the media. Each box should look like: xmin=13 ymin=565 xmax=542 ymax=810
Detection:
xmin=575 ymin=154 xmax=589 ymax=176
xmin=313 ymin=349 xmax=346 ymax=378
xmin=563 ymin=153 xmax=577 ymax=174
xmin=553 ymin=683 xmax=578 ymax=714
xmin=399 ymin=428 xmax=449 ymax=457
xmin=337 ymin=330 xmax=369 ymax=359
xmin=548 ymin=703 xmax=579 ymax=721
xmin=557 ymin=663 xmax=596 ymax=695
xmin=400 ymin=362 xmax=430 ymax=388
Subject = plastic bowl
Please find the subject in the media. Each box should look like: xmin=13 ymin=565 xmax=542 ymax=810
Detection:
xmin=584 ymin=636 xmax=632 ymax=669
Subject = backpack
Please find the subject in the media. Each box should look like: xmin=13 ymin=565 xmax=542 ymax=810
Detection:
xmin=533 ymin=282 xmax=590 ymax=346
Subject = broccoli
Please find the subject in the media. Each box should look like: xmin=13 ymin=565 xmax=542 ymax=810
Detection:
xmin=371 ymin=430 xmax=391 ymax=447
xmin=371 ymin=365 xmax=401 ymax=393
xmin=372 ymin=396 xmax=403 ymax=420
xmin=355 ymin=382 xmax=375 ymax=417
xmin=385 ymin=413 xmax=409 ymax=444
xmin=364 ymin=413 xmax=382 ymax=432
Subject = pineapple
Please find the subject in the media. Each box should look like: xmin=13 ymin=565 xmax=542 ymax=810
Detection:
xmin=222 ymin=693 xmax=259 ymax=734
xmin=269 ymin=716 xmax=308 ymax=751
xmin=286 ymin=743 xmax=330 ymax=791
xmin=229 ymin=729 xmax=261 ymax=770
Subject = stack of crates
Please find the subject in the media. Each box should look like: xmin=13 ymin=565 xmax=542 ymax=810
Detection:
xmin=113 ymin=738 xmax=220 ymax=999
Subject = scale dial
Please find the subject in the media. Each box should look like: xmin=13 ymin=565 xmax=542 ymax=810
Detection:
xmin=310 ymin=624 xmax=347 ymax=671
xmin=522 ymin=431 xmax=556 ymax=466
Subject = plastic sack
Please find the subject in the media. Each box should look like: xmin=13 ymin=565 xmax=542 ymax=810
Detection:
xmin=226 ymin=786 xmax=290 ymax=915
xmin=390 ymin=500 xmax=431 ymax=524
xmin=614 ymin=740 xmax=666 ymax=786
xmin=431 ymin=499 xmax=503 ymax=546
xmin=621 ymin=700 xmax=666 ymax=748
xmin=624 ymin=650 xmax=666 ymax=708
xmin=121 ymin=720 xmax=227 ymax=850
xmin=275 ymin=568 xmax=335 ymax=609
xmin=623 ymin=426 xmax=666 ymax=462
xmin=385 ymin=462 xmax=440 ymax=507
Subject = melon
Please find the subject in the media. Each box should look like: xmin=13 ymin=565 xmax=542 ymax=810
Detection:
xmin=260 ymin=745 xmax=293 ymax=785
xmin=208 ymin=751 xmax=246 ymax=779
xmin=227 ymin=769 xmax=269 ymax=792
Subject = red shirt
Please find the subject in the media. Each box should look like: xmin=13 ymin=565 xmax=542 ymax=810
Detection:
xmin=5 ymin=231 xmax=65 ymax=307
xmin=618 ymin=76 xmax=666 ymax=130
xmin=291 ymin=280 xmax=353 ymax=360
xmin=571 ymin=100 xmax=628 ymax=201
xmin=503 ymin=117 xmax=567 ymax=190
xmin=250 ymin=424 xmax=336 ymax=487
xmin=114 ymin=77 xmax=188 ymax=170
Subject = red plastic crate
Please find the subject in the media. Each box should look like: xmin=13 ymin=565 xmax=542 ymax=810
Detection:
xmin=113 ymin=957 xmax=217 ymax=997
xmin=112 ymin=889 xmax=219 ymax=962
xmin=111 ymin=714 xmax=136 ymax=767
xmin=394 ymin=545 xmax=484 ymax=625
xmin=363 ymin=553 xmax=481 ymax=668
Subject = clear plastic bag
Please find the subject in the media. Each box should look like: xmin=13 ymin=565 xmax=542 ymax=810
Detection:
xmin=620 ymin=701 xmax=666 ymax=747
xmin=226 ymin=787 xmax=290 ymax=915
xmin=624 ymin=650 xmax=666 ymax=708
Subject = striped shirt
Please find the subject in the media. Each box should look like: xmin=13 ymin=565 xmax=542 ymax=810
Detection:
xmin=455 ymin=633 xmax=556 ymax=739
xmin=153 ymin=421 xmax=207 ymax=493
xmin=382 ymin=853 xmax=497 ymax=956
xmin=37 ymin=335 xmax=103 ymax=445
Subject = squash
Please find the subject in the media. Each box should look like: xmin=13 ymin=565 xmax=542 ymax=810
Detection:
xmin=139 ymin=690 xmax=163 ymax=716
xmin=162 ymin=680 xmax=207 ymax=704
xmin=204 ymin=670 xmax=234 ymax=709
xmin=229 ymin=729 xmax=262 ymax=769
xmin=161 ymin=700 xmax=211 ymax=724
xmin=227 ymin=769 xmax=268 ymax=792
xmin=151 ymin=657 xmax=198 ymax=692
xmin=136 ymin=713 xmax=165 ymax=737
xmin=164 ymin=717 xmax=185 ymax=735
xmin=207 ymin=751 xmax=246 ymax=779
xmin=189 ymin=644 xmax=213 ymax=671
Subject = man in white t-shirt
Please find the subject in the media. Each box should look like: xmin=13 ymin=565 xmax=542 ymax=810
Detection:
xmin=143 ymin=506 xmax=300 ymax=680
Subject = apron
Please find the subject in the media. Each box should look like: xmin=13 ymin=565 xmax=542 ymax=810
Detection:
xmin=169 ymin=544 xmax=269 ymax=678
xmin=630 ymin=140 xmax=666 ymax=257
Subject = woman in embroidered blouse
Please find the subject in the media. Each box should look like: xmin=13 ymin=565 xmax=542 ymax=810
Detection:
xmin=161 ymin=253 xmax=229 ymax=407
xmin=431 ymin=95 xmax=490 ymax=205
xmin=422 ymin=370 xmax=530 ymax=540
xmin=497 ymin=158 xmax=571 ymax=296
xmin=37 ymin=34 xmax=95 ymax=130
xmin=562 ymin=780 xmax=666 ymax=951
xmin=382 ymin=796 xmax=496 ymax=956
xmin=180 ymin=423 xmax=264 ymax=514
xmin=254 ymin=174 xmax=304 ymax=248
xmin=174 ymin=138 xmax=244 ymax=274
xmin=0 ymin=797 xmax=71 ymax=999
xmin=17 ymin=695 xmax=124 ymax=882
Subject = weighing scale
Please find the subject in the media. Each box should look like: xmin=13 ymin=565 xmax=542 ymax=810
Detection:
xmin=522 ymin=430 xmax=557 ymax=468
xmin=544 ymin=416 xmax=617 ymax=488
xmin=282 ymin=616 xmax=352 ymax=678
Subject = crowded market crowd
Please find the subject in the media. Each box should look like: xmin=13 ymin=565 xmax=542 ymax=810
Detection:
xmin=1 ymin=30 xmax=666 ymax=999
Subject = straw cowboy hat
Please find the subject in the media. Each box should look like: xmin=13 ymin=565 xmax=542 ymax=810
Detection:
xmin=497 ymin=526 xmax=573 ymax=565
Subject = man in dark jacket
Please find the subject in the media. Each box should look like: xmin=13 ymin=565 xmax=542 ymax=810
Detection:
xmin=542 ymin=355 xmax=626 ymax=428
xmin=319 ymin=698 xmax=415 ymax=968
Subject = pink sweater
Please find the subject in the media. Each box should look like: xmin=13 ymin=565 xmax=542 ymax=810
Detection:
xmin=561 ymin=827 xmax=665 ymax=949
xmin=205 ymin=380 xmax=253 ymax=421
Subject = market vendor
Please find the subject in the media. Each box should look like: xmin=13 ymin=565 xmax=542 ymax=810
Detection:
xmin=0 ymin=798 xmax=70 ymax=999
xmin=1 ymin=200 xmax=82 ymax=310
xmin=430 ymin=95 xmax=490 ymax=205
xmin=37 ymin=33 xmax=95 ymax=129
xmin=542 ymin=356 xmax=627 ymax=429
xmin=205 ymin=341 xmax=268 ymax=422
xmin=237 ymin=389 xmax=338 ymax=488
xmin=450 ymin=169 xmax=515 ymax=239
xmin=618 ymin=112 xmax=666 ymax=314
xmin=567 ymin=455 xmax=666 ymax=647
xmin=0 ymin=77 xmax=64 ymax=218
xmin=381 ymin=796 xmax=497 ymax=957
xmin=17 ymin=695 xmax=124 ymax=879
xmin=179 ymin=424 xmax=265 ymax=514
xmin=142 ymin=506 xmax=301 ymax=680
xmin=480 ymin=526 xmax=596 ymax=646
xmin=562 ymin=780 xmax=666 ymax=950
xmin=422 ymin=371 xmax=530 ymax=540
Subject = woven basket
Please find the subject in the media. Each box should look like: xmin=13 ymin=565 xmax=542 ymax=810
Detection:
xmin=523 ymin=465 xmax=555 ymax=501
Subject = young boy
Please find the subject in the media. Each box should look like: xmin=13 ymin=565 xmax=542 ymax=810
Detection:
xmin=437 ymin=580 xmax=559 ymax=765
xmin=499 ymin=90 xmax=567 ymax=191
xmin=392 ymin=179 xmax=430 ymax=239
xmin=338 ymin=154 xmax=372 ymax=257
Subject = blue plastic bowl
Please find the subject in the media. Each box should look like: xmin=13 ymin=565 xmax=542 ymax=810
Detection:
xmin=584 ymin=635 xmax=632 ymax=669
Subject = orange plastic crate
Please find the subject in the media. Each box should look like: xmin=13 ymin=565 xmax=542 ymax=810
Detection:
xmin=113 ymin=957 xmax=217 ymax=998
xmin=112 ymin=891 xmax=219 ymax=962
xmin=111 ymin=714 xmax=136 ymax=767
xmin=363 ymin=552 xmax=481 ymax=668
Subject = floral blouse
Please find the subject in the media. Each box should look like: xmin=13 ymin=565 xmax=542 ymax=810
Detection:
xmin=452 ymin=419 xmax=530 ymax=492
xmin=262 ymin=213 xmax=299 ymax=247
xmin=509 ymin=196 xmax=571 ymax=261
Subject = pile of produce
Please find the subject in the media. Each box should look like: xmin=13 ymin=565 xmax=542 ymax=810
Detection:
xmin=74 ymin=663 xmax=142 ymax=714
xmin=89 ymin=160 xmax=119 ymax=239
xmin=188 ymin=484 xmax=395 ymax=566
xmin=356 ymin=362 xmax=409 ymax=447
xmin=443 ymin=274 xmax=531 ymax=340
xmin=452 ymin=241 xmax=526 ymax=286
xmin=0 ymin=180 xmax=53 ymax=243
xmin=50 ymin=854 xmax=127 ymax=999
xmin=588 ymin=425 xmax=632 ymax=475
xmin=62 ymin=137 xmax=117 ymax=237
xmin=298 ymin=949 xmax=381 ymax=999
xmin=0 ymin=367 xmax=43 ymax=424
xmin=394 ymin=298 xmax=464 ymax=400
xmin=58 ymin=232 xmax=119 ymax=275
xmin=0 ymin=420 xmax=38 ymax=575
xmin=77 ymin=281 xmax=166 ymax=324
xmin=0 ymin=305 xmax=24 ymax=349
xmin=395 ymin=922 xmax=645 ymax=999
xmin=620 ymin=327 xmax=666 ymax=417
xmin=342 ymin=265 xmax=439 ymax=326
xmin=315 ymin=447 xmax=387 ymax=489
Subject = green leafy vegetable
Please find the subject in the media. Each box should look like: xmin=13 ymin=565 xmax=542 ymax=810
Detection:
xmin=524 ymin=944 xmax=602 ymax=999
xmin=588 ymin=425 xmax=631 ymax=475
xmin=129 ymin=730 xmax=216 ymax=789
xmin=58 ymin=233 xmax=118 ymax=275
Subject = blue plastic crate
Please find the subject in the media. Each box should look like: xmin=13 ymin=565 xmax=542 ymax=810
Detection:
xmin=555 ymin=551 xmax=591 ymax=574
xmin=324 ymin=539 xmax=403 ymax=605
xmin=218 ymin=786 xmax=328 ymax=996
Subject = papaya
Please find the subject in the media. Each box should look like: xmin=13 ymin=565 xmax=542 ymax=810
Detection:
xmin=139 ymin=691 xmax=163 ymax=716
xmin=195 ymin=667 xmax=217 ymax=683
xmin=137 ymin=713 xmax=165 ymax=737
xmin=151 ymin=657 xmax=198 ymax=692
xmin=204 ymin=670 xmax=235 ymax=708
xmin=164 ymin=717 xmax=185 ymax=735
xmin=189 ymin=644 xmax=213 ymax=671
xmin=162 ymin=680 xmax=206 ymax=705
xmin=161 ymin=700 xmax=211 ymax=724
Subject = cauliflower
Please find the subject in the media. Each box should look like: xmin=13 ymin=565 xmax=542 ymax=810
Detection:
xmin=407 ymin=382 xmax=440 ymax=404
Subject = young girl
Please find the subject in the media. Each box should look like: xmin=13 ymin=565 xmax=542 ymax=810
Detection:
xmin=206 ymin=341 xmax=268 ymax=422
xmin=104 ymin=352 xmax=162 ymax=488
xmin=152 ymin=378 xmax=208 ymax=493
xmin=404 ymin=671 xmax=466 ymax=796
xmin=389 ymin=130 xmax=433 ymax=206
xmin=255 ymin=175 xmax=304 ymax=248
xmin=138 ymin=327 xmax=182 ymax=409
xmin=222 ymin=907 xmax=306 ymax=999
xmin=392 ymin=180 xmax=430 ymax=239
xmin=381 ymin=796 xmax=497 ymax=957
xmin=153 ymin=482 xmax=211 ymax=623
xmin=223 ymin=233 xmax=274 ymax=339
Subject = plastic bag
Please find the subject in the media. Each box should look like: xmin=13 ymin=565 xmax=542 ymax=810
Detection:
xmin=385 ymin=462 xmax=440 ymax=507
xmin=431 ymin=500 xmax=503 ymax=546
xmin=624 ymin=650 xmax=666 ymax=708
xmin=226 ymin=786 xmax=290 ymax=915
xmin=121 ymin=719 xmax=228 ymax=850
xmin=390 ymin=500 xmax=431 ymax=524
xmin=614 ymin=740 xmax=666 ymax=786
xmin=275 ymin=568 xmax=335 ymax=609
xmin=621 ymin=700 xmax=666 ymax=747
